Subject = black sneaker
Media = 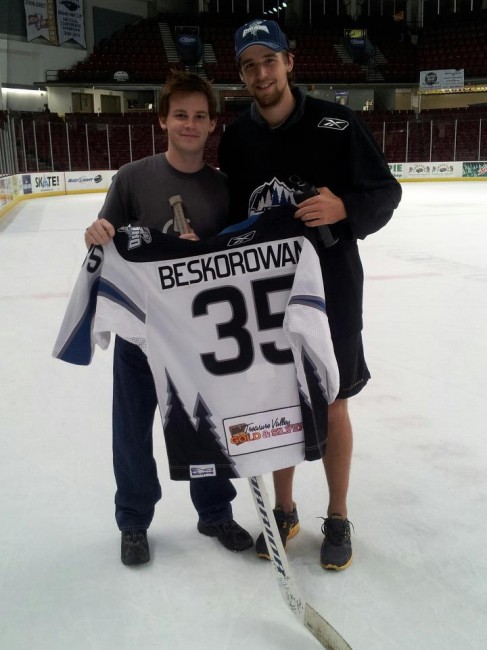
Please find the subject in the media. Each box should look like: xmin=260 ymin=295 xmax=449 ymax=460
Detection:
xmin=121 ymin=530 xmax=150 ymax=566
xmin=320 ymin=514 xmax=353 ymax=570
xmin=197 ymin=519 xmax=253 ymax=552
xmin=255 ymin=504 xmax=300 ymax=560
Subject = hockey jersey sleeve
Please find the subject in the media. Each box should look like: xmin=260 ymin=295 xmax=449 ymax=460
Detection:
xmin=284 ymin=236 xmax=339 ymax=405
xmin=283 ymin=235 xmax=339 ymax=460
xmin=52 ymin=241 xmax=147 ymax=365
xmin=52 ymin=245 xmax=111 ymax=365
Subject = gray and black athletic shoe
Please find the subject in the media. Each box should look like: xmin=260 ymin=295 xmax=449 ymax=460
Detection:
xmin=320 ymin=515 xmax=353 ymax=571
xmin=255 ymin=504 xmax=300 ymax=559
xmin=121 ymin=530 xmax=150 ymax=566
xmin=197 ymin=519 xmax=253 ymax=552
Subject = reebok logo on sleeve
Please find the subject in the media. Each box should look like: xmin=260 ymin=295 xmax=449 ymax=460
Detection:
xmin=317 ymin=117 xmax=349 ymax=131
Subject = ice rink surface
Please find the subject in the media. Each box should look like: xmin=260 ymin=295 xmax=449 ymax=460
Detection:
xmin=1 ymin=181 xmax=486 ymax=650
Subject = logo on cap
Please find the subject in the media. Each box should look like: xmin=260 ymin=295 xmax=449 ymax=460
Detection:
xmin=235 ymin=19 xmax=289 ymax=59
xmin=242 ymin=21 xmax=270 ymax=39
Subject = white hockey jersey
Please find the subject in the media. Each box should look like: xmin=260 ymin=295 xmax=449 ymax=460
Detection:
xmin=53 ymin=207 xmax=339 ymax=480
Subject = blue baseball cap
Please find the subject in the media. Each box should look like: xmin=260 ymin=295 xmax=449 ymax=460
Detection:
xmin=234 ymin=19 xmax=289 ymax=60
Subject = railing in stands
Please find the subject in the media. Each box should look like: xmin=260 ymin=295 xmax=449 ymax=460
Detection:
xmin=4 ymin=110 xmax=487 ymax=175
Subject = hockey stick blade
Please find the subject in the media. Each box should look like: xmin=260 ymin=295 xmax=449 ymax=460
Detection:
xmin=249 ymin=475 xmax=353 ymax=650
xmin=304 ymin=603 xmax=353 ymax=650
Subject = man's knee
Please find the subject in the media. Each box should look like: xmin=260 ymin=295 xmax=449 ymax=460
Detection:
xmin=327 ymin=398 xmax=349 ymax=427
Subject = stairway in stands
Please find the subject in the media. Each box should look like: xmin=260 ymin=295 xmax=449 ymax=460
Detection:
xmin=158 ymin=22 xmax=180 ymax=63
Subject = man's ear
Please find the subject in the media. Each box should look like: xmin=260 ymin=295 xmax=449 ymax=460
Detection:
xmin=208 ymin=118 xmax=217 ymax=134
xmin=159 ymin=117 xmax=167 ymax=131
xmin=286 ymin=52 xmax=295 ymax=73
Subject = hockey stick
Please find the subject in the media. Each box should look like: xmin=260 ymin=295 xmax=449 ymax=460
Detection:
xmin=249 ymin=475 xmax=353 ymax=650
xmin=169 ymin=195 xmax=190 ymax=234
xmin=169 ymin=194 xmax=350 ymax=647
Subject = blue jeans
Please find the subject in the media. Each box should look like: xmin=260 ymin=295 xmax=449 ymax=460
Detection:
xmin=112 ymin=336 xmax=236 ymax=532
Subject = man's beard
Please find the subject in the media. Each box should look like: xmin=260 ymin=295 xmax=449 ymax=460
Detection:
xmin=253 ymin=83 xmax=287 ymax=110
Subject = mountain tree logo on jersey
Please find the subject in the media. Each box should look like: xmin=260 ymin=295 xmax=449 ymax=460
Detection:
xmin=248 ymin=177 xmax=295 ymax=215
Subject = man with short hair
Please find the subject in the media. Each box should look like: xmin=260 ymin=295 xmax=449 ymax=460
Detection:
xmin=85 ymin=72 xmax=253 ymax=566
xmin=219 ymin=20 xmax=402 ymax=570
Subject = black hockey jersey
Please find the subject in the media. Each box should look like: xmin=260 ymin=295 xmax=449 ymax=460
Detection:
xmin=53 ymin=207 xmax=339 ymax=480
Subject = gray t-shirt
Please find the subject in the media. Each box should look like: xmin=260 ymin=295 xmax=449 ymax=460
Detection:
xmin=99 ymin=153 xmax=229 ymax=237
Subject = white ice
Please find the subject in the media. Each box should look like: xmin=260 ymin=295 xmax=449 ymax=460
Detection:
xmin=1 ymin=182 xmax=486 ymax=650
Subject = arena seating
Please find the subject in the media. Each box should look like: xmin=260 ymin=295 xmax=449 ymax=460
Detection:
xmin=58 ymin=18 xmax=182 ymax=84
xmin=9 ymin=11 xmax=487 ymax=171
xmin=54 ymin=12 xmax=487 ymax=86
xmin=9 ymin=104 xmax=487 ymax=172
xmin=359 ymin=107 xmax=487 ymax=163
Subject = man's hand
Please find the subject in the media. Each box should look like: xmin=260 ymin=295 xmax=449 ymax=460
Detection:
xmin=84 ymin=218 xmax=115 ymax=247
xmin=179 ymin=231 xmax=200 ymax=241
xmin=294 ymin=187 xmax=347 ymax=227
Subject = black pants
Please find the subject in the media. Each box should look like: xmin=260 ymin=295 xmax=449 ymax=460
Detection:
xmin=112 ymin=336 xmax=237 ymax=531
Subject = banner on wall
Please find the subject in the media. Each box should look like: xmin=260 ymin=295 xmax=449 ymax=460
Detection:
xmin=56 ymin=0 xmax=86 ymax=47
xmin=30 ymin=172 xmax=66 ymax=194
xmin=0 ymin=176 xmax=11 ymax=207
xmin=462 ymin=162 xmax=487 ymax=178
xmin=388 ymin=162 xmax=462 ymax=180
xmin=24 ymin=0 xmax=58 ymax=44
xmin=419 ymin=69 xmax=464 ymax=90
xmin=65 ymin=171 xmax=116 ymax=191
